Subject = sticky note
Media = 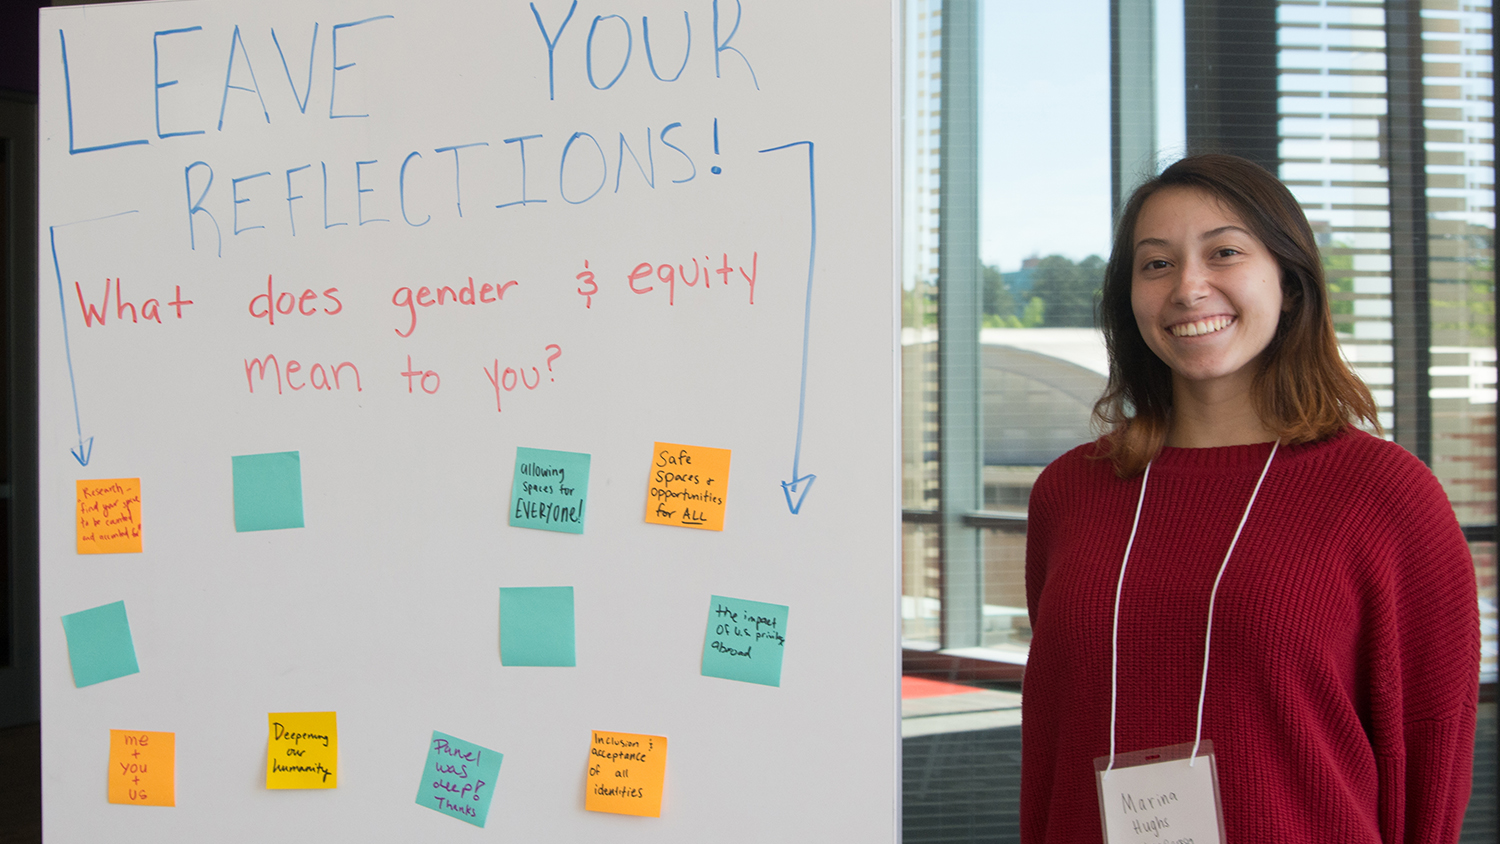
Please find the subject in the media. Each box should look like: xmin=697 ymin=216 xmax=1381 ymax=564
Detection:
xmin=266 ymin=712 xmax=337 ymax=789
xmin=232 ymin=451 xmax=304 ymax=532
xmin=499 ymin=587 xmax=575 ymax=666
xmin=61 ymin=601 xmax=139 ymax=687
xmin=585 ymin=731 xmax=667 ymax=817
xmin=415 ymin=731 xmax=503 ymax=827
xmin=644 ymin=442 xmax=731 ymax=531
xmin=76 ymin=478 xmax=142 ymax=554
xmin=702 ymin=595 xmax=790 ymax=687
xmin=107 ymin=729 xmax=174 ymax=806
xmin=509 ymin=447 xmax=590 ymax=533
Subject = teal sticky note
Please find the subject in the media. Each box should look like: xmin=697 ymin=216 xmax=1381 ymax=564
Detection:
xmin=415 ymin=731 xmax=503 ymax=827
xmin=232 ymin=451 xmax=304 ymax=532
xmin=702 ymin=595 xmax=789 ymax=687
xmin=61 ymin=600 xmax=139 ymax=687
xmin=499 ymin=587 xmax=575 ymax=667
xmin=509 ymin=447 xmax=590 ymax=534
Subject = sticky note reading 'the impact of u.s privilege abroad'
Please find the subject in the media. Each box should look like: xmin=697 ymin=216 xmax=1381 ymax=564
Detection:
xmin=702 ymin=596 xmax=790 ymax=687
xmin=266 ymin=712 xmax=337 ymax=789
xmin=77 ymin=479 xmax=142 ymax=554
xmin=108 ymin=729 xmax=175 ymax=806
xmin=415 ymin=731 xmax=503 ymax=827
xmin=644 ymin=442 xmax=730 ymax=531
xmin=509 ymin=447 xmax=590 ymax=533
xmin=586 ymin=731 xmax=667 ymax=817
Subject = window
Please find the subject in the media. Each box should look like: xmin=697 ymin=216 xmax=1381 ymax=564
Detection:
xmin=901 ymin=1 xmax=1497 ymax=840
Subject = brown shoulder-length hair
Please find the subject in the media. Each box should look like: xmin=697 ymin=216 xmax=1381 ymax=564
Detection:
xmin=1093 ymin=153 xmax=1378 ymax=476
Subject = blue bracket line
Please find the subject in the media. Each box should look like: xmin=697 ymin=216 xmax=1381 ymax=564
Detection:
xmin=50 ymin=210 xmax=138 ymax=466
xmin=759 ymin=140 xmax=817 ymax=515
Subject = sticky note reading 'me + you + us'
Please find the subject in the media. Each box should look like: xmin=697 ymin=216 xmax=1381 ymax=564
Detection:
xmin=644 ymin=442 xmax=730 ymax=531
xmin=108 ymin=730 xmax=175 ymax=806
xmin=266 ymin=712 xmax=337 ymax=789
xmin=76 ymin=478 xmax=142 ymax=554
xmin=509 ymin=447 xmax=590 ymax=534
xmin=586 ymin=731 xmax=667 ymax=817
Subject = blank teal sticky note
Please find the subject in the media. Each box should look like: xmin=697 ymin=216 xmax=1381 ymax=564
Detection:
xmin=61 ymin=600 xmax=139 ymax=687
xmin=702 ymin=595 xmax=789 ymax=687
xmin=509 ymin=447 xmax=590 ymax=534
xmin=232 ymin=451 xmax=304 ymax=532
xmin=499 ymin=587 xmax=575 ymax=666
xmin=415 ymin=731 xmax=504 ymax=826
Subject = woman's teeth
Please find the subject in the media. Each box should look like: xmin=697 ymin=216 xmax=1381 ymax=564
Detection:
xmin=1171 ymin=316 xmax=1232 ymax=337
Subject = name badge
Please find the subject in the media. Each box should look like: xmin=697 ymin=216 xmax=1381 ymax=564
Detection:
xmin=1094 ymin=741 xmax=1226 ymax=843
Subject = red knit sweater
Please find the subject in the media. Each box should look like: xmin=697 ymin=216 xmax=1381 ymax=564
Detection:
xmin=1022 ymin=429 xmax=1478 ymax=843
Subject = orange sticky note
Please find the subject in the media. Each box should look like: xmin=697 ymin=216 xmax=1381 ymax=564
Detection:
xmin=76 ymin=478 xmax=142 ymax=554
xmin=266 ymin=712 xmax=337 ymax=789
xmin=644 ymin=443 xmax=730 ymax=531
xmin=107 ymin=729 xmax=174 ymax=806
xmin=585 ymin=730 xmax=667 ymax=817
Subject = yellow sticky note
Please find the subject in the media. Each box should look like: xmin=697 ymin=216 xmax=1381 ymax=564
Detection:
xmin=107 ymin=729 xmax=174 ymax=806
xmin=266 ymin=712 xmax=337 ymax=789
xmin=585 ymin=730 xmax=667 ymax=817
xmin=76 ymin=478 xmax=142 ymax=554
xmin=644 ymin=443 xmax=730 ymax=531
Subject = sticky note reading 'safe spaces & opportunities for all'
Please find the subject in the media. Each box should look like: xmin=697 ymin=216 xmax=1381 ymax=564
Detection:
xmin=644 ymin=442 xmax=730 ymax=531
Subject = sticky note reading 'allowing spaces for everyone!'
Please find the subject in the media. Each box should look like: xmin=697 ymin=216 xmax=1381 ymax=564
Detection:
xmin=415 ymin=731 xmax=503 ymax=827
xmin=76 ymin=478 xmax=142 ymax=554
xmin=702 ymin=595 xmax=790 ymax=687
xmin=61 ymin=600 xmax=139 ymax=687
xmin=509 ymin=447 xmax=590 ymax=534
xmin=585 ymin=731 xmax=667 ymax=817
xmin=266 ymin=712 xmax=337 ymax=789
xmin=232 ymin=451 xmax=304 ymax=532
xmin=108 ymin=729 xmax=174 ymax=807
xmin=644 ymin=442 xmax=730 ymax=531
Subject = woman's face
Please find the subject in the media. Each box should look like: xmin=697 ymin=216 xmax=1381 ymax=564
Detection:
xmin=1130 ymin=186 xmax=1285 ymax=398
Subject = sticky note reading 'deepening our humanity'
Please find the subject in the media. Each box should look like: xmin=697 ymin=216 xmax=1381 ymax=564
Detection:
xmin=644 ymin=443 xmax=730 ymax=531
xmin=266 ymin=712 xmax=337 ymax=789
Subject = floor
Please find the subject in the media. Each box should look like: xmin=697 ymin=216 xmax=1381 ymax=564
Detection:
xmin=0 ymin=723 xmax=39 ymax=844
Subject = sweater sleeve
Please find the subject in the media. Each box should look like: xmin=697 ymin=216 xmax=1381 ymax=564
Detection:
xmin=1025 ymin=457 xmax=1065 ymax=630
xmin=1371 ymin=462 xmax=1479 ymax=844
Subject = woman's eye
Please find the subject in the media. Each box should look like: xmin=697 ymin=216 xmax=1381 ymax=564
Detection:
xmin=1142 ymin=259 xmax=1170 ymax=271
xmin=1213 ymin=247 xmax=1242 ymax=259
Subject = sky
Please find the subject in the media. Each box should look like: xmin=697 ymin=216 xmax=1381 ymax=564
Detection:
xmin=978 ymin=0 xmax=1185 ymax=273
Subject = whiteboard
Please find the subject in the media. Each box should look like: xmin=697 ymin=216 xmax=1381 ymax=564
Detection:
xmin=36 ymin=0 xmax=899 ymax=840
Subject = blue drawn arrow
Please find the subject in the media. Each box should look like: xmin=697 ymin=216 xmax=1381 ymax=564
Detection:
xmin=759 ymin=140 xmax=817 ymax=514
xmin=50 ymin=210 xmax=139 ymax=466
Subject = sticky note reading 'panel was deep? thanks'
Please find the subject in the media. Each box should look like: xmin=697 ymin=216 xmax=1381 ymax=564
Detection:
xmin=108 ymin=729 xmax=174 ymax=806
xmin=585 ymin=731 xmax=667 ymax=818
xmin=415 ymin=731 xmax=503 ymax=827
xmin=644 ymin=443 xmax=730 ymax=531
xmin=702 ymin=595 xmax=790 ymax=687
xmin=76 ymin=478 xmax=142 ymax=554
xmin=509 ymin=447 xmax=590 ymax=533
xmin=266 ymin=712 xmax=337 ymax=789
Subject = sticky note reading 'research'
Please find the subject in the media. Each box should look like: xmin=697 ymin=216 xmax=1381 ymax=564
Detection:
xmin=76 ymin=478 xmax=142 ymax=554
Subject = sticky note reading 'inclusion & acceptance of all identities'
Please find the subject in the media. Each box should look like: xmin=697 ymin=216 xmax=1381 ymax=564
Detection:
xmin=509 ymin=447 xmax=590 ymax=534
xmin=266 ymin=712 xmax=337 ymax=789
xmin=76 ymin=478 xmax=142 ymax=554
xmin=415 ymin=731 xmax=503 ymax=827
xmin=586 ymin=731 xmax=667 ymax=817
xmin=108 ymin=729 xmax=174 ymax=806
xmin=644 ymin=443 xmax=730 ymax=531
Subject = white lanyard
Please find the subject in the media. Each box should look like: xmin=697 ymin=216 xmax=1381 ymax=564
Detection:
xmin=1104 ymin=440 xmax=1280 ymax=775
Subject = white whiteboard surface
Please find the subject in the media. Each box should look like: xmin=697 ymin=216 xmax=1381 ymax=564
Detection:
xmin=37 ymin=0 xmax=899 ymax=840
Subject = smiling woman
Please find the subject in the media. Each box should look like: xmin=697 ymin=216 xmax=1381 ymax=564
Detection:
xmin=1021 ymin=155 xmax=1480 ymax=844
